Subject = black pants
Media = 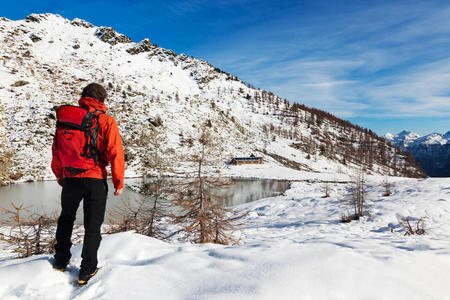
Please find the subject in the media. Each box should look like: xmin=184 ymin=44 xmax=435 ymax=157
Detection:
xmin=54 ymin=178 xmax=108 ymax=274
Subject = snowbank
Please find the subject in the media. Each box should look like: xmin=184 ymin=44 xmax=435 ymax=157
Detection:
xmin=1 ymin=178 xmax=449 ymax=299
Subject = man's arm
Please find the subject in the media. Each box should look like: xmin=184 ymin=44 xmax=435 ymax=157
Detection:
xmin=51 ymin=137 xmax=63 ymax=186
xmin=104 ymin=117 xmax=125 ymax=195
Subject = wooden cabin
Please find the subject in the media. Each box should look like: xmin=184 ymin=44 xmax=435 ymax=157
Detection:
xmin=230 ymin=156 xmax=263 ymax=165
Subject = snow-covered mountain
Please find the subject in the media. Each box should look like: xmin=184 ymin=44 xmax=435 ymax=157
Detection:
xmin=0 ymin=13 xmax=424 ymax=184
xmin=385 ymin=130 xmax=421 ymax=148
xmin=385 ymin=131 xmax=450 ymax=177
xmin=411 ymin=132 xmax=450 ymax=147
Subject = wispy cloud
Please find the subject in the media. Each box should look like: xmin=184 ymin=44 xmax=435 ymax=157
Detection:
xmin=193 ymin=0 xmax=450 ymax=123
xmin=365 ymin=58 xmax=450 ymax=117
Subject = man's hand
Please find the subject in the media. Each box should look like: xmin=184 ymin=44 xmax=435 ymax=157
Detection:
xmin=114 ymin=188 xmax=123 ymax=196
xmin=57 ymin=178 xmax=63 ymax=187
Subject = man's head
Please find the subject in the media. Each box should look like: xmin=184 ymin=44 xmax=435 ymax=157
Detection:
xmin=81 ymin=83 xmax=107 ymax=102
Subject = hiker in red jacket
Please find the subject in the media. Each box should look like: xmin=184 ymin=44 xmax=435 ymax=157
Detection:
xmin=51 ymin=83 xmax=125 ymax=286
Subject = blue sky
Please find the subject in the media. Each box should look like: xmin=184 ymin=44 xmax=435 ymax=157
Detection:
xmin=3 ymin=0 xmax=450 ymax=136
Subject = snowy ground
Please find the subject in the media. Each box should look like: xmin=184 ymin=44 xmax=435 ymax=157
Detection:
xmin=0 ymin=177 xmax=449 ymax=299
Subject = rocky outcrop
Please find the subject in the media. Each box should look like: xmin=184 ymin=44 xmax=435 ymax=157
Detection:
xmin=71 ymin=18 xmax=94 ymax=28
xmin=95 ymin=27 xmax=133 ymax=45
xmin=25 ymin=14 xmax=42 ymax=23
xmin=126 ymin=39 xmax=153 ymax=55
xmin=29 ymin=33 xmax=41 ymax=42
xmin=25 ymin=13 xmax=61 ymax=23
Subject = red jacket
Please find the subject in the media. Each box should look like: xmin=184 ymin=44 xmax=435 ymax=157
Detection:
xmin=51 ymin=97 xmax=125 ymax=189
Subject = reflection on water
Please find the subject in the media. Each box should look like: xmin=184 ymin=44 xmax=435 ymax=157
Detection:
xmin=207 ymin=178 xmax=290 ymax=207
xmin=0 ymin=178 xmax=289 ymax=224
xmin=136 ymin=177 xmax=290 ymax=207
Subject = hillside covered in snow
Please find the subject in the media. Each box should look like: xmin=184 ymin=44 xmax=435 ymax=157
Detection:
xmin=386 ymin=131 xmax=450 ymax=177
xmin=0 ymin=13 xmax=424 ymax=184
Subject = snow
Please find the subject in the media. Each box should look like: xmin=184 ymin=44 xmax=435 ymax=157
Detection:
xmin=387 ymin=130 xmax=422 ymax=148
xmin=384 ymin=132 xmax=394 ymax=140
xmin=388 ymin=130 xmax=450 ymax=148
xmin=412 ymin=133 xmax=449 ymax=146
xmin=1 ymin=177 xmax=450 ymax=299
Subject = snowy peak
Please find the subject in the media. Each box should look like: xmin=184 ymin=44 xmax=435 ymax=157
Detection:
xmin=387 ymin=130 xmax=421 ymax=148
xmin=25 ymin=13 xmax=65 ymax=23
xmin=412 ymin=133 xmax=449 ymax=147
xmin=384 ymin=132 xmax=394 ymax=141
xmin=388 ymin=130 xmax=449 ymax=148
xmin=70 ymin=18 xmax=94 ymax=28
xmin=386 ymin=130 xmax=450 ymax=177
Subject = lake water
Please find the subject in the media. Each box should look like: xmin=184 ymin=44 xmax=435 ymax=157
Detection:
xmin=0 ymin=178 xmax=289 ymax=224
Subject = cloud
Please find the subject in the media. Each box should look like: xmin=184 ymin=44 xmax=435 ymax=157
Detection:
xmin=364 ymin=58 xmax=450 ymax=117
xmin=195 ymin=1 xmax=450 ymax=121
xmin=302 ymin=81 xmax=358 ymax=89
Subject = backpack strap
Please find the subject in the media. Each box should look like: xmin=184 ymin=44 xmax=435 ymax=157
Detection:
xmin=83 ymin=110 xmax=105 ymax=165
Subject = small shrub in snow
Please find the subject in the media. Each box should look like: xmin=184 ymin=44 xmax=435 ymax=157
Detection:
xmin=399 ymin=216 xmax=426 ymax=236
xmin=321 ymin=182 xmax=332 ymax=198
xmin=340 ymin=211 xmax=360 ymax=223
xmin=340 ymin=168 xmax=369 ymax=222
xmin=382 ymin=177 xmax=393 ymax=196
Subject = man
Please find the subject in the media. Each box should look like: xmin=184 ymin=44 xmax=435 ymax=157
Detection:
xmin=51 ymin=83 xmax=125 ymax=286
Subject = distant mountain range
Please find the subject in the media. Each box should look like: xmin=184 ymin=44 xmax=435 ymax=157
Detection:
xmin=385 ymin=131 xmax=450 ymax=177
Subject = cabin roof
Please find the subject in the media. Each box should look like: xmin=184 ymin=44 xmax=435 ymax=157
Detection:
xmin=233 ymin=157 xmax=262 ymax=161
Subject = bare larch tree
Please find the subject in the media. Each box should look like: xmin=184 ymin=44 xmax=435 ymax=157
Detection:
xmin=171 ymin=126 xmax=245 ymax=244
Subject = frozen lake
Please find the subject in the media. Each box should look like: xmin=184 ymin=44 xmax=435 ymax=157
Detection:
xmin=0 ymin=178 xmax=289 ymax=224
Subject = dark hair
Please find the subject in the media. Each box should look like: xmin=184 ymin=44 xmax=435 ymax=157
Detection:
xmin=81 ymin=83 xmax=107 ymax=102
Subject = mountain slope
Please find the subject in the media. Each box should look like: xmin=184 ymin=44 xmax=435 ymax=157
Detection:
xmin=0 ymin=14 xmax=424 ymax=183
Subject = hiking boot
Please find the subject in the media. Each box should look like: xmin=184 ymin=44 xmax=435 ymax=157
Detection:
xmin=53 ymin=264 xmax=67 ymax=272
xmin=78 ymin=268 xmax=99 ymax=286
xmin=53 ymin=259 xmax=69 ymax=272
